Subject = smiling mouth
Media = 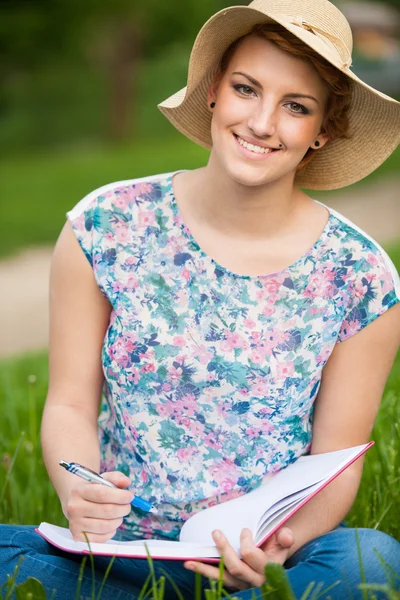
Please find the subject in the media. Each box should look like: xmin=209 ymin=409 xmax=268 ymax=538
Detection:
xmin=234 ymin=134 xmax=280 ymax=155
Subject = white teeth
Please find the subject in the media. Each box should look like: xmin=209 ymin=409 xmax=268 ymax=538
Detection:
xmin=236 ymin=136 xmax=274 ymax=154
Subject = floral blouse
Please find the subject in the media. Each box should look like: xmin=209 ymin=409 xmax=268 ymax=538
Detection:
xmin=67 ymin=171 xmax=400 ymax=540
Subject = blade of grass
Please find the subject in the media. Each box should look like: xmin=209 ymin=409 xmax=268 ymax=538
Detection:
xmin=0 ymin=431 xmax=25 ymax=506
xmin=95 ymin=555 xmax=116 ymax=600
xmin=74 ymin=556 xmax=88 ymax=600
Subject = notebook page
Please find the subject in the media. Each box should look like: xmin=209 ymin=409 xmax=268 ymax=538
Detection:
xmin=180 ymin=444 xmax=369 ymax=549
xmin=38 ymin=523 xmax=222 ymax=559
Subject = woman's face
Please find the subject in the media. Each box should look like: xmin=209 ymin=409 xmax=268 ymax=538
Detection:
xmin=208 ymin=35 xmax=329 ymax=188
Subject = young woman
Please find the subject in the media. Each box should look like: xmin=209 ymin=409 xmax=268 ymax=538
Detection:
xmin=1 ymin=0 xmax=400 ymax=598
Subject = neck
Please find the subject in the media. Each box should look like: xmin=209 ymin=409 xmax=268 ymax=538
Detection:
xmin=187 ymin=155 xmax=306 ymax=240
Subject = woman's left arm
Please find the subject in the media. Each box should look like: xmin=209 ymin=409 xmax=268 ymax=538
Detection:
xmin=283 ymin=301 xmax=400 ymax=558
xmin=184 ymin=303 xmax=400 ymax=588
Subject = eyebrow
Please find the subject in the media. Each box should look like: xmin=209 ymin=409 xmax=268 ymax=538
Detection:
xmin=231 ymin=71 xmax=320 ymax=105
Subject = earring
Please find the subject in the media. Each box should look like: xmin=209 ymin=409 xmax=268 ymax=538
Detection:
xmin=314 ymin=140 xmax=320 ymax=147
xmin=210 ymin=102 xmax=216 ymax=109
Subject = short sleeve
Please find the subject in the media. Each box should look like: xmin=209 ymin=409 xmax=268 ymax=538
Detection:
xmin=338 ymin=248 xmax=400 ymax=342
xmin=67 ymin=191 xmax=99 ymax=268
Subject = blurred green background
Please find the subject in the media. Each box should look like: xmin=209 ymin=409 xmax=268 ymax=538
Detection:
xmin=1 ymin=0 xmax=400 ymax=258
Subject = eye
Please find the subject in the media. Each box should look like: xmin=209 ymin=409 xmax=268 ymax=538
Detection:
xmin=233 ymin=84 xmax=256 ymax=97
xmin=285 ymin=102 xmax=309 ymax=115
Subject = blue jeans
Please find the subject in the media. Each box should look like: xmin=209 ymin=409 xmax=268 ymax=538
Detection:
xmin=0 ymin=525 xmax=399 ymax=599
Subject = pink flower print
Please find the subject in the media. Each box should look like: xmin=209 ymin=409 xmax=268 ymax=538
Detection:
xmin=381 ymin=269 xmax=394 ymax=294
xmin=239 ymin=387 xmax=249 ymax=396
xmin=156 ymin=402 xmax=174 ymax=417
xmin=250 ymin=377 xmax=269 ymax=396
xmin=210 ymin=460 xmax=240 ymax=485
xmin=141 ymin=363 xmax=155 ymax=373
xmin=250 ymin=331 xmax=262 ymax=343
xmin=162 ymin=382 xmax=172 ymax=391
xmin=136 ymin=182 xmax=153 ymax=196
xmin=342 ymin=319 xmax=360 ymax=338
xmin=125 ymin=335 xmax=138 ymax=353
xmin=244 ymin=318 xmax=256 ymax=328
xmin=207 ymin=372 xmax=216 ymax=381
xmin=192 ymin=344 xmax=213 ymax=365
xmin=353 ymin=280 xmax=367 ymax=300
xmin=114 ymin=194 xmax=131 ymax=209
xmin=250 ymin=347 xmax=268 ymax=365
xmin=173 ymin=335 xmax=186 ymax=348
xmin=309 ymin=307 xmax=319 ymax=316
xmin=265 ymin=279 xmax=281 ymax=294
xmin=260 ymin=406 xmax=273 ymax=415
xmin=175 ymin=396 xmax=197 ymax=418
xmin=245 ymin=426 xmax=259 ymax=440
xmin=177 ymin=447 xmax=196 ymax=461
xmin=125 ymin=275 xmax=139 ymax=290
xmin=182 ymin=268 xmax=191 ymax=281
xmin=260 ymin=421 xmax=274 ymax=434
xmin=221 ymin=330 xmax=247 ymax=352
xmin=188 ymin=421 xmax=205 ymax=436
xmin=276 ymin=361 xmax=295 ymax=379
xmin=138 ymin=211 xmax=155 ymax=228
xmin=367 ymin=253 xmax=379 ymax=267
xmin=262 ymin=305 xmax=275 ymax=317
xmin=179 ymin=417 xmax=191 ymax=428
xmin=126 ymin=368 xmax=140 ymax=384
xmin=256 ymin=288 xmax=267 ymax=301
xmin=204 ymin=433 xmax=223 ymax=450
xmin=115 ymin=225 xmax=130 ymax=243
xmin=316 ymin=347 xmax=331 ymax=364
xmin=220 ymin=478 xmax=236 ymax=493
xmin=167 ymin=365 xmax=183 ymax=383
xmin=111 ymin=281 xmax=124 ymax=293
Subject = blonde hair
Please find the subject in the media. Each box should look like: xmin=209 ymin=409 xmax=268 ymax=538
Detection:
xmin=217 ymin=23 xmax=353 ymax=171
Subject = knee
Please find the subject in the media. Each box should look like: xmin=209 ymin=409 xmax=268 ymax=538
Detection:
xmin=0 ymin=525 xmax=47 ymax=568
xmin=355 ymin=528 xmax=400 ymax=581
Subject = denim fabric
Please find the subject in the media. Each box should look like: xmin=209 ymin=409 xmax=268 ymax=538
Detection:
xmin=0 ymin=524 xmax=399 ymax=600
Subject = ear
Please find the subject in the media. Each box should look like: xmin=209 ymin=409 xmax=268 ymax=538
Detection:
xmin=313 ymin=132 xmax=329 ymax=150
xmin=207 ymin=73 xmax=222 ymax=106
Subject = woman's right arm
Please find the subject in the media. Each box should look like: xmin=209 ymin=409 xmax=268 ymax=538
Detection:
xmin=41 ymin=221 xmax=133 ymax=541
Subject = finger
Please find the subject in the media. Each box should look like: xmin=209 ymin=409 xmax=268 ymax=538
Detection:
xmin=211 ymin=530 xmax=266 ymax=587
xmin=184 ymin=561 xmax=249 ymax=591
xmin=78 ymin=483 xmax=134 ymax=505
xmin=239 ymin=528 xmax=270 ymax=574
xmin=70 ymin=516 xmax=124 ymax=541
xmin=276 ymin=527 xmax=294 ymax=549
xmin=101 ymin=471 xmax=132 ymax=489
xmin=67 ymin=497 xmax=132 ymax=520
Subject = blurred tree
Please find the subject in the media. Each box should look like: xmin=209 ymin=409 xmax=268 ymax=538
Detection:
xmin=79 ymin=0 xmax=244 ymax=139
xmin=0 ymin=0 xmax=243 ymax=141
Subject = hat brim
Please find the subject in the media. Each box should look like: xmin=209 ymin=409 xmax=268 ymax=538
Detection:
xmin=158 ymin=6 xmax=400 ymax=190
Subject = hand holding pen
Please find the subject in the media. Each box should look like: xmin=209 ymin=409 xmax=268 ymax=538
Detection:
xmin=59 ymin=461 xmax=156 ymax=543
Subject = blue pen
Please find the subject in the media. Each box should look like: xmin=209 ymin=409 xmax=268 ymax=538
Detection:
xmin=59 ymin=460 xmax=157 ymax=514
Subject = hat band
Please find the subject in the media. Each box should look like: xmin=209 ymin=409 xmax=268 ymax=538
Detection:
xmin=277 ymin=14 xmax=352 ymax=69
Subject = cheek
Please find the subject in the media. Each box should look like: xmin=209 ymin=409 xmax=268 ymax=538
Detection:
xmin=280 ymin=117 xmax=321 ymax=147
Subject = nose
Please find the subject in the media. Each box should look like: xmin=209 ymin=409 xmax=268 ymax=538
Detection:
xmin=246 ymin=101 xmax=277 ymax=138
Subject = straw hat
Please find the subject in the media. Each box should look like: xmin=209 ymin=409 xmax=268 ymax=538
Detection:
xmin=158 ymin=0 xmax=400 ymax=190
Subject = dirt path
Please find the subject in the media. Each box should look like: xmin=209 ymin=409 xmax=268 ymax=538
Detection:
xmin=1 ymin=176 xmax=399 ymax=358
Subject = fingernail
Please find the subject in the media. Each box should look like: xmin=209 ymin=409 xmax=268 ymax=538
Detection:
xmin=185 ymin=563 xmax=195 ymax=570
xmin=213 ymin=530 xmax=222 ymax=540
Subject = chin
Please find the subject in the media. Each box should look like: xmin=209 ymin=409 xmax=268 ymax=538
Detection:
xmin=223 ymin=162 xmax=284 ymax=188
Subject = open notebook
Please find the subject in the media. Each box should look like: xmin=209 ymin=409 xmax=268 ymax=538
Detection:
xmin=37 ymin=442 xmax=372 ymax=561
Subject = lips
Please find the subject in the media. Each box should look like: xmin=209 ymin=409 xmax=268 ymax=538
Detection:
xmin=234 ymin=134 xmax=280 ymax=156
